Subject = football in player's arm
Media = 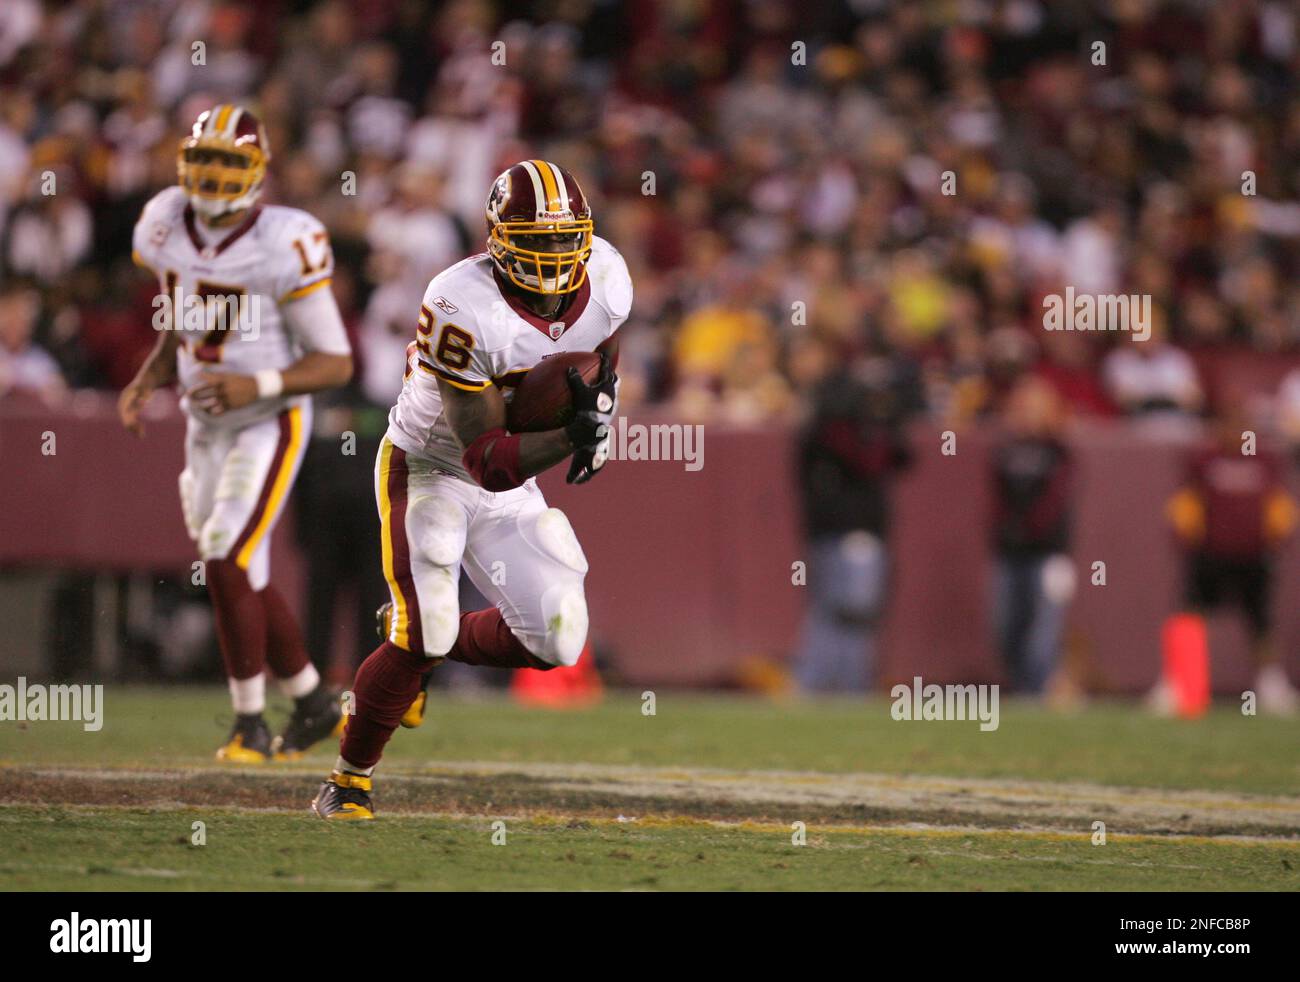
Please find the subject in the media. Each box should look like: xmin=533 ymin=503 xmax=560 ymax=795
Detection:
xmin=443 ymin=351 xmax=617 ymax=490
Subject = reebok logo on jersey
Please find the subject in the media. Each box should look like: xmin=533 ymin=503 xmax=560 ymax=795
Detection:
xmin=432 ymin=296 xmax=458 ymax=314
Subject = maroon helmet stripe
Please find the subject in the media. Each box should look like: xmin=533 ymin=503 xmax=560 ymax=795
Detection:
xmin=557 ymin=164 xmax=587 ymax=214
xmin=506 ymin=166 xmax=538 ymax=222
xmin=234 ymin=111 xmax=260 ymax=140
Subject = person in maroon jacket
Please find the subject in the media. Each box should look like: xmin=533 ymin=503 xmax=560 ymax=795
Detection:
xmin=1161 ymin=405 xmax=1299 ymax=713
xmin=989 ymin=378 xmax=1074 ymax=694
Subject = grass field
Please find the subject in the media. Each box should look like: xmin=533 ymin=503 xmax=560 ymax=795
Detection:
xmin=1 ymin=687 xmax=1298 ymax=891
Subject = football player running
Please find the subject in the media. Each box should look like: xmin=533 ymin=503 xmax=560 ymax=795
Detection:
xmin=121 ymin=105 xmax=354 ymax=762
xmin=312 ymin=160 xmax=629 ymax=819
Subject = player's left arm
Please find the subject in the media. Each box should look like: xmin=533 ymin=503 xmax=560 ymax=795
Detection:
xmin=439 ymin=377 xmax=576 ymax=489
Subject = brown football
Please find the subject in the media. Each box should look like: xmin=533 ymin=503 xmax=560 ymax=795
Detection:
xmin=506 ymin=351 xmax=602 ymax=433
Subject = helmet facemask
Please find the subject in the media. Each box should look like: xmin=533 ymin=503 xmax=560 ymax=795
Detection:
xmin=488 ymin=220 xmax=594 ymax=295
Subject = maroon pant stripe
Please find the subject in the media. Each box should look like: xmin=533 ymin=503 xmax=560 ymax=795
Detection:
xmin=386 ymin=446 xmax=424 ymax=654
xmin=228 ymin=410 xmax=293 ymax=564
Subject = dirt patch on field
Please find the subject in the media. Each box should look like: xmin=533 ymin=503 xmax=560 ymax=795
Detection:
xmin=6 ymin=762 xmax=1299 ymax=839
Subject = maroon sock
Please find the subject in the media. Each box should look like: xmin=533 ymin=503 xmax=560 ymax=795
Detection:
xmin=338 ymin=641 xmax=428 ymax=769
xmin=206 ymin=558 xmax=266 ymax=681
xmin=261 ymin=583 xmax=311 ymax=680
xmin=448 ymin=608 xmax=554 ymax=671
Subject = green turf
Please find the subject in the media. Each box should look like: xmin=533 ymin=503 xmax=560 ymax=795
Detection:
xmin=4 ymin=687 xmax=1297 ymax=891
xmin=2 ymin=806 xmax=1296 ymax=892
xmin=2 ymin=686 xmax=1297 ymax=794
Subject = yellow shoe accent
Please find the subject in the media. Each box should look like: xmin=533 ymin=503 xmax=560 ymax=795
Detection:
xmin=328 ymin=802 xmax=374 ymax=820
xmin=312 ymin=770 xmax=375 ymax=820
xmin=332 ymin=770 xmax=372 ymax=792
xmin=400 ymin=690 xmax=427 ymax=729
xmin=215 ymin=734 xmax=267 ymax=764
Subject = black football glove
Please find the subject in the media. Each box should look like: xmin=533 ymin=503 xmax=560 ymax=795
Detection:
xmin=565 ymin=352 xmax=617 ymax=484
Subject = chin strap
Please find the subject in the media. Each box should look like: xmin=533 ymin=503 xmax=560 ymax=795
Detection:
xmin=462 ymin=426 xmax=525 ymax=492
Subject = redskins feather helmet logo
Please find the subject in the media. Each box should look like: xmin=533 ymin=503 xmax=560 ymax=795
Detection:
xmin=487 ymin=173 xmax=511 ymax=221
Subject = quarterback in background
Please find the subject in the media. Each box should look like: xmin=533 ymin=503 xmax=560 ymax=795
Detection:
xmin=120 ymin=105 xmax=354 ymax=761
xmin=312 ymin=160 xmax=631 ymax=819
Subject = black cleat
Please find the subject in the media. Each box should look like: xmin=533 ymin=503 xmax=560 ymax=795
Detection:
xmin=216 ymin=713 xmax=273 ymax=763
xmin=272 ymin=685 xmax=344 ymax=760
xmin=311 ymin=770 xmax=375 ymax=820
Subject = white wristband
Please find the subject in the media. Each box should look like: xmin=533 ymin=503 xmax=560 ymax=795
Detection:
xmin=254 ymin=369 xmax=284 ymax=399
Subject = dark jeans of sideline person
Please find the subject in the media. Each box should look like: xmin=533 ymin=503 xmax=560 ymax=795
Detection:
xmin=992 ymin=553 xmax=1070 ymax=694
xmin=794 ymin=531 xmax=889 ymax=693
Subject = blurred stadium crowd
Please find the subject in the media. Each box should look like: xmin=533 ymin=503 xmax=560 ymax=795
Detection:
xmin=1 ymin=0 xmax=1298 ymax=430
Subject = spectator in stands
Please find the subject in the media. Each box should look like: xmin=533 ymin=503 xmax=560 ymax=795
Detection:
xmin=1035 ymin=329 xmax=1115 ymax=417
xmin=793 ymin=352 xmax=914 ymax=693
xmin=3 ymin=169 xmax=92 ymax=285
xmin=1102 ymin=318 xmax=1202 ymax=421
xmin=0 ymin=87 xmax=35 ymax=246
xmin=0 ymin=0 xmax=1296 ymax=426
xmin=989 ymin=377 xmax=1073 ymax=695
xmin=0 ymin=281 xmax=64 ymax=400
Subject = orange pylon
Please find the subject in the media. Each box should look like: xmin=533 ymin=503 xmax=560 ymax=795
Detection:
xmin=511 ymin=642 xmax=603 ymax=707
xmin=1161 ymin=612 xmax=1210 ymax=718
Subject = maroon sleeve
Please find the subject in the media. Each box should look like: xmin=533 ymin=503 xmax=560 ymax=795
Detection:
xmin=462 ymin=427 xmax=526 ymax=492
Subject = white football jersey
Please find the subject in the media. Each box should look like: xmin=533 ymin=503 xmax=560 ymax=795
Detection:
xmin=132 ymin=186 xmax=338 ymax=429
xmin=386 ymin=235 xmax=633 ymax=482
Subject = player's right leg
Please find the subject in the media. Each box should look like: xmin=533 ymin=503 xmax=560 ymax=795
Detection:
xmin=179 ymin=421 xmax=277 ymax=762
xmin=190 ymin=408 xmax=331 ymax=762
xmin=453 ymin=482 xmax=591 ymax=672
xmin=313 ymin=441 xmax=474 ymax=819
xmin=374 ymin=600 xmax=434 ymax=728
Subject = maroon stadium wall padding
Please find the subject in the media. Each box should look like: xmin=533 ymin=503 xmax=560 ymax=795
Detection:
xmin=4 ymin=398 xmax=1298 ymax=694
